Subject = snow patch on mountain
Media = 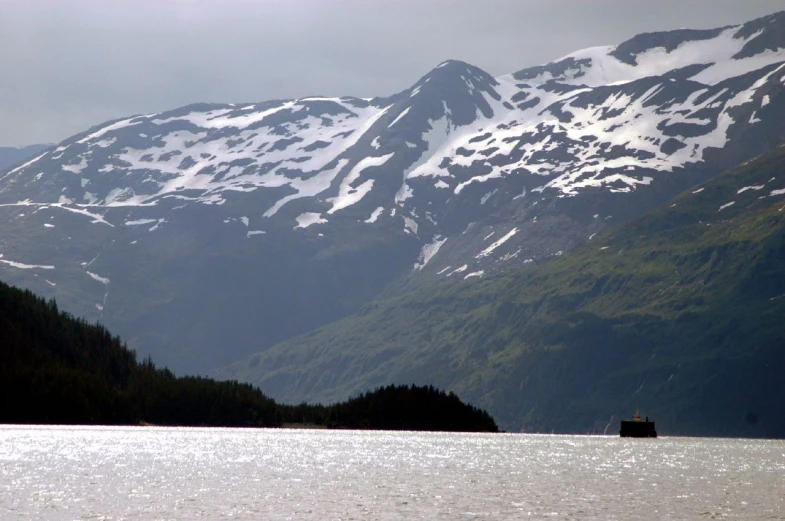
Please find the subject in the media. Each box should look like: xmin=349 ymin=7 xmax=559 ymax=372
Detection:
xmin=476 ymin=228 xmax=518 ymax=259
xmin=522 ymin=27 xmax=781 ymax=88
xmin=413 ymin=235 xmax=447 ymax=270
xmin=76 ymin=117 xmax=142 ymax=145
xmin=403 ymin=216 xmax=418 ymax=235
xmin=394 ymin=109 xmax=452 ymax=204
xmin=447 ymin=265 xmax=468 ymax=276
xmin=480 ymin=190 xmax=497 ymax=205
xmin=294 ymin=212 xmax=327 ymax=229
xmin=328 ymin=153 xmax=394 ymax=214
xmin=86 ymin=271 xmax=110 ymax=284
xmin=364 ymin=207 xmax=384 ymax=224
xmin=388 ymin=107 xmax=411 ymax=128
xmin=264 ymin=159 xmax=349 ymax=218
xmin=0 ymin=254 xmax=54 ymax=270
xmin=62 ymin=156 xmax=87 ymax=174
xmin=500 ymin=249 xmax=521 ymax=262
xmin=126 ymin=218 xmax=157 ymax=226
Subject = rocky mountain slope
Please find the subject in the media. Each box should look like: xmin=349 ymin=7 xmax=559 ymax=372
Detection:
xmin=1 ymin=12 xmax=784 ymax=373
xmin=220 ymin=143 xmax=785 ymax=436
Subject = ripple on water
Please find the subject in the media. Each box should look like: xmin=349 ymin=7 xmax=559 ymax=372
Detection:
xmin=0 ymin=426 xmax=784 ymax=520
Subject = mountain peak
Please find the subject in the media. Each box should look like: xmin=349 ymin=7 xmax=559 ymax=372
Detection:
xmin=395 ymin=59 xmax=505 ymax=127
xmin=511 ymin=12 xmax=785 ymax=88
xmin=732 ymin=10 xmax=785 ymax=59
xmin=609 ymin=27 xmax=728 ymax=66
xmin=417 ymin=59 xmax=499 ymax=90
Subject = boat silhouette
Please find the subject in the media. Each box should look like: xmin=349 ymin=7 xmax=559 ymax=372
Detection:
xmin=619 ymin=409 xmax=657 ymax=437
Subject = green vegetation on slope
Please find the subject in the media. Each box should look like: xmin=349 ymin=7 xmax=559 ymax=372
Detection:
xmin=223 ymin=145 xmax=785 ymax=437
xmin=0 ymin=284 xmax=279 ymax=426
xmin=0 ymin=281 xmax=496 ymax=432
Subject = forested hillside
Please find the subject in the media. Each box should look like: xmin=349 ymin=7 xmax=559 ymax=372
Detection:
xmin=0 ymin=283 xmax=279 ymax=426
xmin=0 ymin=281 xmax=496 ymax=432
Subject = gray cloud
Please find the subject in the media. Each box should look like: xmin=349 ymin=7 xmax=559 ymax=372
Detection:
xmin=1 ymin=0 xmax=782 ymax=146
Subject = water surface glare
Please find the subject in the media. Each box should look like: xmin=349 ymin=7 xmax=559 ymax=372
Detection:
xmin=1 ymin=425 xmax=784 ymax=520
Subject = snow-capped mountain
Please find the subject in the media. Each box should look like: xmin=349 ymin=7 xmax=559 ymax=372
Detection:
xmin=1 ymin=12 xmax=784 ymax=372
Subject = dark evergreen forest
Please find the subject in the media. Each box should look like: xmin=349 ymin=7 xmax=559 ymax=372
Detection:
xmin=0 ymin=280 xmax=497 ymax=432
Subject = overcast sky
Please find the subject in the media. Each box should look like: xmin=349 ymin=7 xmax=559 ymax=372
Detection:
xmin=1 ymin=0 xmax=783 ymax=146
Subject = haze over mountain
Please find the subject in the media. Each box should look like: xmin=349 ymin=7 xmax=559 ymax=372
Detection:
xmin=0 ymin=11 xmax=783 ymax=435
xmin=0 ymin=145 xmax=50 ymax=171
xmin=4 ymin=0 xmax=782 ymax=146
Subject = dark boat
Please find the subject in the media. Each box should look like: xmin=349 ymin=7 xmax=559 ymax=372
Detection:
xmin=619 ymin=409 xmax=657 ymax=437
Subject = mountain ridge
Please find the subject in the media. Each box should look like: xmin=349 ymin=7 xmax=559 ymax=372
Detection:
xmin=0 ymin=144 xmax=51 ymax=171
xmin=0 ymin=11 xmax=784 ymax=374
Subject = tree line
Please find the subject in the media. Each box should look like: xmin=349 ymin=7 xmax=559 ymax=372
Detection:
xmin=0 ymin=280 xmax=497 ymax=432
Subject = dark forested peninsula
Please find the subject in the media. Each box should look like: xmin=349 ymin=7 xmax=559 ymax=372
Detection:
xmin=0 ymin=280 xmax=497 ymax=432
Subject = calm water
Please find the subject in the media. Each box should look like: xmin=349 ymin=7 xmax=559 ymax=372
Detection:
xmin=1 ymin=426 xmax=783 ymax=520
